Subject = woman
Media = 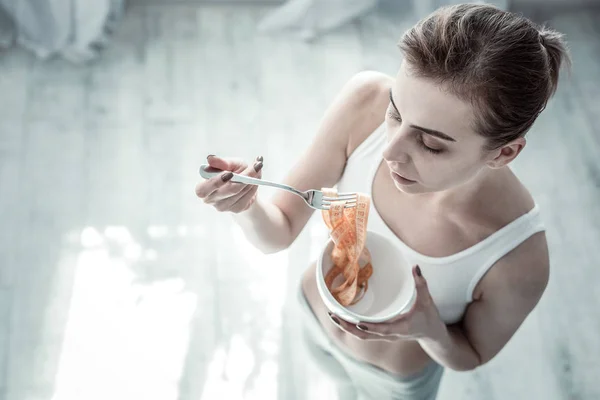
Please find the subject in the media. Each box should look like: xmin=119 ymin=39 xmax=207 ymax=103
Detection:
xmin=195 ymin=4 xmax=570 ymax=399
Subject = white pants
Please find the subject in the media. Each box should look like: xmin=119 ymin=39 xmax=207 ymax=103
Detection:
xmin=297 ymin=286 xmax=444 ymax=400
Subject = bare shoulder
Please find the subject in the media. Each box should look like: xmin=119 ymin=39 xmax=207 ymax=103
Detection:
xmin=476 ymin=204 xmax=549 ymax=305
xmin=342 ymin=71 xmax=395 ymax=156
xmin=344 ymin=70 xmax=394 ymax=103
xmin=269 ymin=71 xmax=394 ymax=244
xmin=474 ymin=170 xmax=550 ymax=303
xmin=461 ymin=221 xmax=549 ymax=365
xmin=495 ymin=230 xmax=549 ymax=296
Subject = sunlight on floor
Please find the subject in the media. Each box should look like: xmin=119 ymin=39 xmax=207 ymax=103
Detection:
xmin=52 ymin=226 xmax=197 ymax=400
xmin=200 ymin=336 xmax=279 ymax=400
xmin=197 ymin=224 xmax=288 ymax=399
xmin=49 ymin=220 xmax=338 ymax=400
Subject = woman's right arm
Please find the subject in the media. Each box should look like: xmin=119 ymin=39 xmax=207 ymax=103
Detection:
xmin=198 ymin=71 xmax=392 ymax=254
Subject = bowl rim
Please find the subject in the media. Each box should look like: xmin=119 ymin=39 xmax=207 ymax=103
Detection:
xmin=315 ymin=231 xmax=417 ymax=322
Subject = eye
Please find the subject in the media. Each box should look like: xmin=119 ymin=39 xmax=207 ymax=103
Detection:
xmin=387 ymin=107 xmax=402 ymax=123
xmin=387 ymin=106 xmax=444 ymax=155
xmin=417 ymin=133 xmax=444 ymax=155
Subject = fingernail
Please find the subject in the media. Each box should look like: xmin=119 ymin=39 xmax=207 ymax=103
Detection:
xmin=328 ymin=312 xmax=340 ymax=325
xmin=356 ymin=324 xmax=368 ymax=331
xmin=221 ymin=172 xmax=233 ymax=182
xmin=207 ymin=154 xmax=216 ymax=161
xmin=256 ymin=156 xmax=263 ymax=162
xmin=254 ymin=161 xmax=263 ymax=172
xmin=416 ymin=265 xmax=422 ymax=277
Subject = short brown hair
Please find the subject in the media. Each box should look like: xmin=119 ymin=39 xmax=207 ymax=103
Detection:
xmin=399 ymin=4 xmax=571 ymax=150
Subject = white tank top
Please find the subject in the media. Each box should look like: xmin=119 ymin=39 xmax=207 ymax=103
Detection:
xmin=335 ymin=123 xmax=546 ymax=324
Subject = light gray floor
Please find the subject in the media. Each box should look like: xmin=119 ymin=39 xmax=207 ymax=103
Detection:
xmin=0 ymin=3 xmax=599 ymax=400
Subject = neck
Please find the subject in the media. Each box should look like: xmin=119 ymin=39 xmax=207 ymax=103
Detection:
xmin=427 ymin=168 xmax=499 ymax=212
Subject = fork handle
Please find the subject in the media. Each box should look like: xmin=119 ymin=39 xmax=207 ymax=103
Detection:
xmin=199 ymin=164 xmax=307 ymax=198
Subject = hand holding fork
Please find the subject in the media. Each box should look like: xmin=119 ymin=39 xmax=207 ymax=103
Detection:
xmin=196 ymin=155 xmax=357 ymax=213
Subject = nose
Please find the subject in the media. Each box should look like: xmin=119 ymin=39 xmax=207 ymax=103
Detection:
xmin=383 ymin=133 xmax=411 ymax=164
xmin=391 ymin=151 xmax=410 ymax=164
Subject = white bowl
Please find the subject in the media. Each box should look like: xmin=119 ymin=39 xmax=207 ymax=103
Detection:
xmin=316 ymin=230 xmax=416 ymax=324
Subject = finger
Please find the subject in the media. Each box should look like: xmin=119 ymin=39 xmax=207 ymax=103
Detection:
xmin=229 ymin=186 xmax=259 ymax=213
xmin=353 ymin=320 xmax=397 ymax=336
xmin=328 ymin=313 xmax=389 ymax=342
xmin=353 ymin=299 xmax=418 ymax=335
xmin=243 ymin=155 xmax=264 ymax=176
xmin=213 ymin=185 xmax=256 ymax=212
xmin=413 ymin=265 xmax=424 ymax=284
xmin=328 ymin=312 xmax=371 ymax=340
xmin=206 ymin=157 xmax=263 ymax=202
xmin=206 ymin=154 xmax=246 ymax=173
xmin=242 ymin=156 xmax=264 ymax=178
xmin=205 ymin=186 xmax=245 ymax=206
xmin=355 ymin=320 xmax=412 ymax=341
xmin=195 ymin=171 xmax=234 ymax=199
xmin=216 ymin=157 xmax=264 ymax=199
xmin=412 ymin=265 xmax=433 ymax=307
xmin=205 ymin=177 xmax=253 ymax=204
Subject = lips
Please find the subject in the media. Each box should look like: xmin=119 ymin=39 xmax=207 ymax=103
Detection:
xmin=392 ymin=171 xmax=416 ymax=183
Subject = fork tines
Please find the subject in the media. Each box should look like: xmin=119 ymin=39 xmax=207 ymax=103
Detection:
xmin=321 ymin=193 xmax=358 ymax=209
xmin=322 ymin=193 xmax=357 ymax=201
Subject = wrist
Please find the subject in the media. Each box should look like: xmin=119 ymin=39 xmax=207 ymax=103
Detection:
xmin=241 ymin=196 xmax=265 ymax=224
xmin=232 ymin=196 xmax=261 ymax=220
xmin=421 ymin=318 xmax=449 ymax=344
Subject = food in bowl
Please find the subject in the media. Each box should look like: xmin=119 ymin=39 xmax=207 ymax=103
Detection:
xmin=321 ymin=188 xmax=373 ymax=307
xmin=316 ymin=230 xmax=416 ymax=323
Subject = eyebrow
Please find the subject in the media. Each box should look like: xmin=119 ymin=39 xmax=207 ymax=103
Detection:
xmin=389 ymin=89 xmax=457 ymax=142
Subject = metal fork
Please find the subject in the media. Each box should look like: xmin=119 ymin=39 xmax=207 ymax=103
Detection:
xmin=199 ymin=164 xmax=357 ymax=210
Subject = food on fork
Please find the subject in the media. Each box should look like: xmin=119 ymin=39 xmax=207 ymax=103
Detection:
xmin=321 ymin=188 xmax=373 ymax=306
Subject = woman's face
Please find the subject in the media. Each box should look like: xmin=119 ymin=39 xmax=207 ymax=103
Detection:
xmin=383 ymin=61 xmax=497 ymax=195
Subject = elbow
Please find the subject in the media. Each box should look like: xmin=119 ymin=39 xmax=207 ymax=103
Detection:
xmin=240 ymin=206 xmax=299 ymax=255
xmin=259 ymin=232 xmax=299 ymax=254
xmin=259 ymin=243 xmax=290 ymax=255
xmin=443 ymin=348 xmax=484 ymax=372
xmin=237 ymin=232 xmax=291 ymax=255
xmin=259 ymin=212 xmax=297 ymax=254
xmin=447 ymin=360 xmax=481 ymax=372
xmin=453 ymin=362 xmax=481 ymax=372
xmin=256 ymin=234 xmax=294 ymax=255
xmin=245 ymin=232 xmax=293 ymax=255
xmin=455 ymin=352 xmax=484 ymax=372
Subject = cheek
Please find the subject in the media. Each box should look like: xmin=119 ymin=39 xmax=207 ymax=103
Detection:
xmin=417 ymin=155 xmax=482 ymax=188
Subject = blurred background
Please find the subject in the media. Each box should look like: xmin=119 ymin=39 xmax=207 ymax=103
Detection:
xmin=0 ymin=0 xmax=599 ymax=399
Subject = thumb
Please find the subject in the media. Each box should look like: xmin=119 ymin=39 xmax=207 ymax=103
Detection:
xmin=412 ymin=265 xmax=429 ymax=295
xmin=246 ymin=156 xmax=264 ymax=177
xmin=207 ymin=155 xmax=245 ymax=173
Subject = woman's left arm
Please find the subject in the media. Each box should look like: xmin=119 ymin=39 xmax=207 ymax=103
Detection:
xmin=419 ymin=233 xmax=550 ymax=371
xmin=332 ymin=233 xmax=549 ymax=371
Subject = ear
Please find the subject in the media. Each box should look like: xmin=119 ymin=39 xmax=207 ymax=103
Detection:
xmin=486 ymin=137 xmax=526 ymax=169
